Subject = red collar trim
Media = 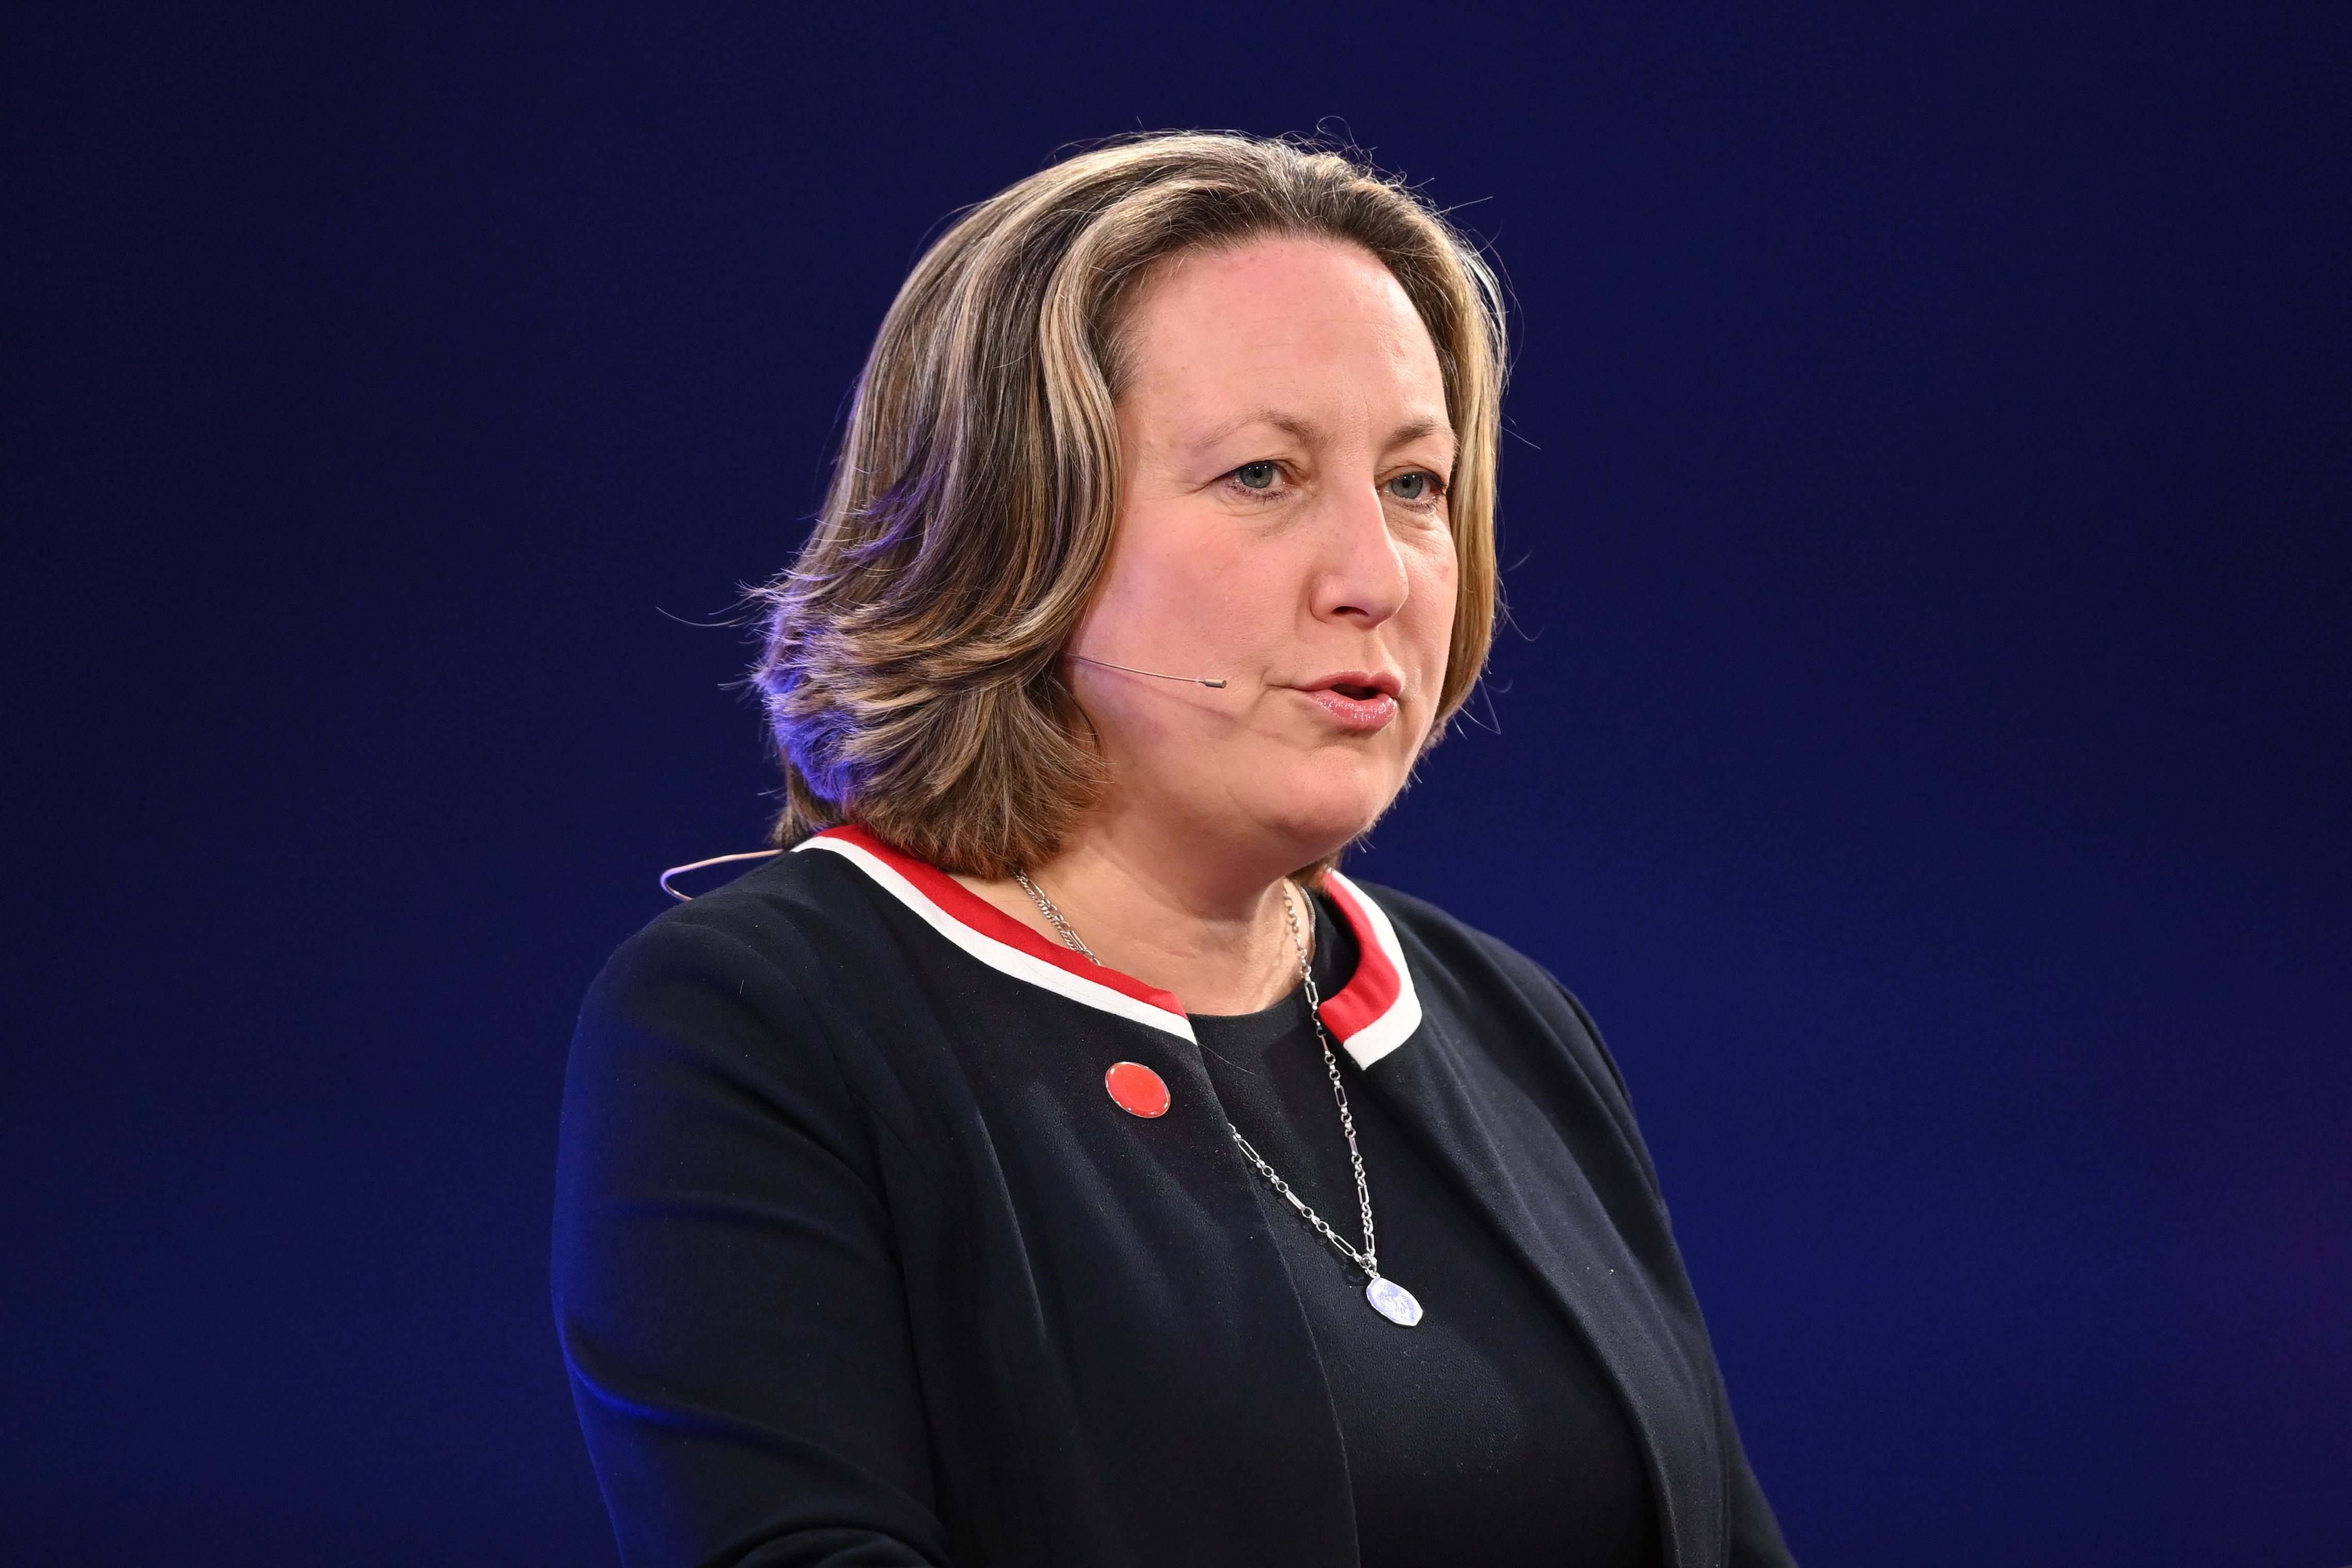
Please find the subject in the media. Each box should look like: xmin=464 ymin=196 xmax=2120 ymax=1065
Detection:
xmin=1317 ymin=871 xmax=1422 ymax=1067
xmin=805 ymin=825 xmax=1188 ymax=1022
xmin=801 ymin=826 xmax=1418 ymax=1063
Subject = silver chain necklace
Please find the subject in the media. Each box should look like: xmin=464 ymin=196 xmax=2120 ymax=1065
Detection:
xmin=1011 ymin=870 xmax=1425 ymax=1327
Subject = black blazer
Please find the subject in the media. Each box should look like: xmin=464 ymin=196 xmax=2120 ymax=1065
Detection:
xmin=553 ymin=826 xmax=1796 ymax=1567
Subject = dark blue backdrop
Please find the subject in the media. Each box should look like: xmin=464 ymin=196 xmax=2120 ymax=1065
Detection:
xmin=5 ymin=4 xmax=2346 ymax=1564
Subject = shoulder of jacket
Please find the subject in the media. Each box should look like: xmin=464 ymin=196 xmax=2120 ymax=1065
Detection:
xmin=1339 ymin=875 xmax=1636 ymax=1110
xmin=593 ymin=844 xmax=885 ymax=989
xmin=1338 ymin=877 xmax=1558 ymax=994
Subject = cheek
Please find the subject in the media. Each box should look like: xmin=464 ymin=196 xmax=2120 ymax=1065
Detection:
xmin=1106 ymin=509 xmax=1287 ymax=649
xmin=1091 ymin=505 xmax=1221 ymax=622
xmin=1405 ymin=541 xmax=1460 ymax=674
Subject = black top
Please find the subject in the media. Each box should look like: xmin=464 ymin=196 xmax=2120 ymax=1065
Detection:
xmin=1192 ymin=897 xmax=1658 ymax=1568
xmin=552 ymin=825 xmax=1796 ymax=1567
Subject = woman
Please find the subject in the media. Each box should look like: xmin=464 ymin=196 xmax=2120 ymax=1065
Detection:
xmin=555 ymin=132 xmax=1797 ymax=1568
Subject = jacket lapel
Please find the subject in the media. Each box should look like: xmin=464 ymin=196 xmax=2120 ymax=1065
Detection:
xmin=1325 ymin=954 xmax=1725 ymax=1567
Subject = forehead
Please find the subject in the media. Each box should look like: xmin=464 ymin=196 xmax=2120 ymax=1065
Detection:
xmin=1115 ymin=236 xmax=1447 ymax=420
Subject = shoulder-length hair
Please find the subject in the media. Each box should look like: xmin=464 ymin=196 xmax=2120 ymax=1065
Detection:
xmin=751 ymin=131 xmax=1507 ymax=878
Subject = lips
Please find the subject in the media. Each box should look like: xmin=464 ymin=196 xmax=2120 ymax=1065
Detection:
xmin=1298 ymin=670 xmax=1401 ymax=732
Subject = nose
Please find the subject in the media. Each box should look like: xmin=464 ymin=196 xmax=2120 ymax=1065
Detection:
xmin=1310 ymin=480 xmax=1411 ymax=629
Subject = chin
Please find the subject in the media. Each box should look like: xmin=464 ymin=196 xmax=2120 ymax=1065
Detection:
xmin=1244 ymin=759 xmax=1403 ymax=862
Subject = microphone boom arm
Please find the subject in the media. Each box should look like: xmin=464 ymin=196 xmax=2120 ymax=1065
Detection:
xmin=1069 ymin=655 xmax=1227 ymax=689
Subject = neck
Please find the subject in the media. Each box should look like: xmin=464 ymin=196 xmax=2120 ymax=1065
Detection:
xmin=955 ymin=820 xmax=1319 ymax=1016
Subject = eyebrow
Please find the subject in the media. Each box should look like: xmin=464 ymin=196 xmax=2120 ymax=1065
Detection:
xmin=1191 ymin=409 xmax=1452 ymax=454
xmin=1191 ymin=409 xmax=1316 ymax=451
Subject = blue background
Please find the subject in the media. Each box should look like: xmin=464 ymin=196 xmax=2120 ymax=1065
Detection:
xmin=5 ymin=4 xmax=2346 ymax=1563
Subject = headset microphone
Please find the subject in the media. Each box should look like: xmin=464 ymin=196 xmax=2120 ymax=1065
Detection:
xmin=1070 ymin=655 xmax=1228 ymax=690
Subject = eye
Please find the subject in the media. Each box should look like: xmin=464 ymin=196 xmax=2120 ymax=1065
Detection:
xmin=1233 ymin=460 xmax=1279 ymax=491
xmin=1385 ymin=470 xmax=1443 ymax=503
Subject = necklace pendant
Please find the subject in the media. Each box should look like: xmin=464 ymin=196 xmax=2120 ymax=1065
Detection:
xmin=1365 ymin=1276 xmax=1424 ymax=1326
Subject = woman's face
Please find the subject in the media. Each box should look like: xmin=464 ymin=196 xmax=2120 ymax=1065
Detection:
xmin=1069 ymin=235 xmax=1459 ymax=874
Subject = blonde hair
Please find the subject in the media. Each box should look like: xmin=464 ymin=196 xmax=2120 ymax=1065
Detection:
xmin=751 ymin=131 xmax=1507 ymax=877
